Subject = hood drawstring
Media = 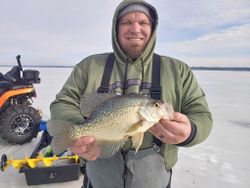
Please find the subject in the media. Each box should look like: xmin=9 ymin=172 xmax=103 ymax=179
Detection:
xmin=123 ymin=58 xmax=129 ymax=95
xmin=123 ymin=58 xmax=145 ymax=95
xmin=140 ymin=58 xmax=145 ymax=93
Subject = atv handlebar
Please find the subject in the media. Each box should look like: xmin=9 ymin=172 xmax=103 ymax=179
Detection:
xmin=16 ymin=55 xmax=23 ymax=71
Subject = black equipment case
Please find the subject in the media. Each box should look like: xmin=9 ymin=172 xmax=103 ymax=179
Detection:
xmin=19 ymin=131 xmax=81 ymax=185
xmin=19 ymin=162 xmax=80 ymax=185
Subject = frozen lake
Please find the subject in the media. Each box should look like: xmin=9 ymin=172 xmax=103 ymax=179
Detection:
xmin=0 ymin=67 xmax=250 ymax=188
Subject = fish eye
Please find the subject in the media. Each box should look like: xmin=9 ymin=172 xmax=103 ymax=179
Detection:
xmin=154 ymin=103 xmax=160 ymax=108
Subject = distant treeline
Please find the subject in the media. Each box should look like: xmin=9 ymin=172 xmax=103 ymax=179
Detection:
xmin=190 ymin=66 xmax=250 ymax=71
xmin=0 ymin=65 xmax=73 ymax=68
xmin=1 ymin=65 xmax=250 ymax=71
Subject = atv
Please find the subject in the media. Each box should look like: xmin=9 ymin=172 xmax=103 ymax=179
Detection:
xmin=0 ymin=55 xmax=41 ymax=144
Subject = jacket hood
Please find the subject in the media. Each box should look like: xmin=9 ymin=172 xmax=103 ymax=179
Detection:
xmin=112 ymin=0 xmax=158 ymax=65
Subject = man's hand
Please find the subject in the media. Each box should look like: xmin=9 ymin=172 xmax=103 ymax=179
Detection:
xmin=149 ymin=112 xmax=192 ymax=144
xmin=70 ymin=136 xmax=101 ymax=160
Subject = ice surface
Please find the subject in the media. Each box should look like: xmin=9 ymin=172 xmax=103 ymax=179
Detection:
xmin=172 ymin=71 xmax=250 ymax=188
xmin=0 ymin=67 xmax=250 ymax=188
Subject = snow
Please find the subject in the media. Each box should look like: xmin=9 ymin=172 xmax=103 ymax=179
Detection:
xmin=0 ymin=67 xmax=250 ymax=188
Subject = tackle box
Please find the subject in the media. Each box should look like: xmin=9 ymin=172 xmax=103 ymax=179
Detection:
xmin=19 ymin=131 xmax=81 ymax=185
xmin=19 ymin=161 xmax=80 ymax=185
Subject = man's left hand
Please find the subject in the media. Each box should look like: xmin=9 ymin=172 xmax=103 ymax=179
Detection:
xmin=149 ymin=112 xmax=192 ymax=144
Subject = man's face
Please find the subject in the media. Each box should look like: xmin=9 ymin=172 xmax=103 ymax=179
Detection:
xmin=118 ymin=12 xmax=152 ymax=59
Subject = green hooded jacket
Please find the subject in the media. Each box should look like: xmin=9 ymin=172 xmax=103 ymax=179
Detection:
xmin=50 ymin=0 xmax=213 ymax=170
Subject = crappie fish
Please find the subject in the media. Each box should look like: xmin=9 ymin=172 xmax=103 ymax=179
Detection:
xmin=47 ymin=93 xmax=174 ymax=158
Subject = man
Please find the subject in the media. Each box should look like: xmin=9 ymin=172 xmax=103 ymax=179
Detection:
xmin=50 ymin=0 xmax=213 ymax=187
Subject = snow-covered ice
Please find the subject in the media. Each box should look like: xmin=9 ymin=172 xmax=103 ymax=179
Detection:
xmin=0 ymin=67 xmax=250 ymax=188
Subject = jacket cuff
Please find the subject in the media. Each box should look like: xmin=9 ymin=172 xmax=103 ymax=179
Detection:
xmin=176 ymin=123 xmax=197 ymax=146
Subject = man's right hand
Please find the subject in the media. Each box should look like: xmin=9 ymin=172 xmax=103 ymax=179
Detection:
xmin=69 ymin=136 xmax=101 ymax=160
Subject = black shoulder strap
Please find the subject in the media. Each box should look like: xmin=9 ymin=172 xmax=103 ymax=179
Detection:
xmin=150 ymin=53 xmax=161 ymax=100
xmin=97 ymin=53 xmax=115 ymax=93
xmin=151 ymin=53 xmax=163 ymax=148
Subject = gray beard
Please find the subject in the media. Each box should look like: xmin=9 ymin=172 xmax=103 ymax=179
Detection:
xmin=126 ymin=49 xmax=143 ymax=60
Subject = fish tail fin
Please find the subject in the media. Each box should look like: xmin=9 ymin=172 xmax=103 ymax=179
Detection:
xmin=47 ymin=119 xmax=71 ymax=155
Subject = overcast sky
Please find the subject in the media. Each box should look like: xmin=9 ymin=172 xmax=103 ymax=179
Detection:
xmin=0 ymin=0 xmax=250 ymax=67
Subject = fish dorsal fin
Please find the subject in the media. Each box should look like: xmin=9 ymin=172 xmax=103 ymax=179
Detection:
xmin=80 ymin=93 xmax=117 ymax=118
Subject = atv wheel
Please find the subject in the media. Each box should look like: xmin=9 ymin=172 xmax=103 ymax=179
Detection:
xmin=0 ymin=104 xmax=41 ymax=144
